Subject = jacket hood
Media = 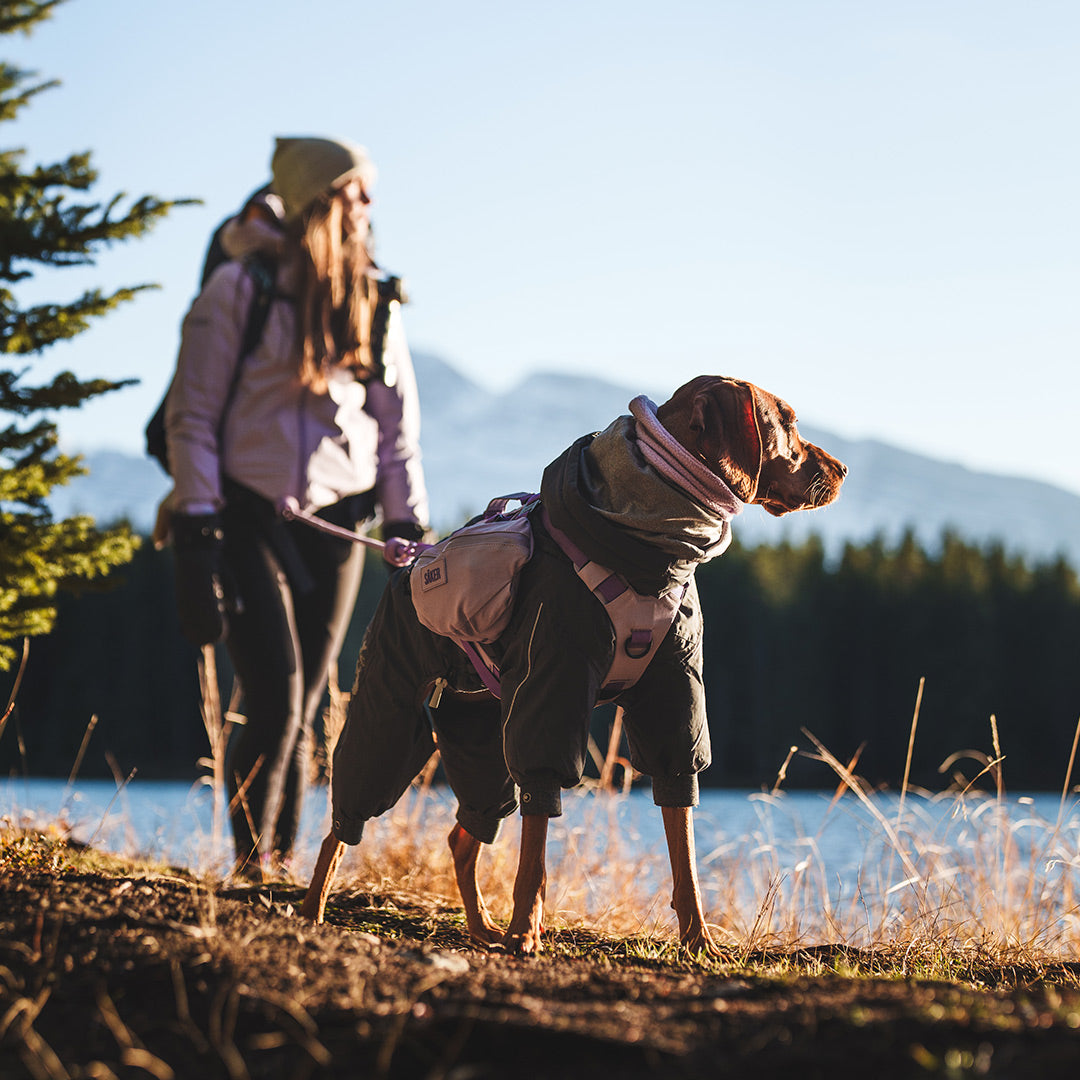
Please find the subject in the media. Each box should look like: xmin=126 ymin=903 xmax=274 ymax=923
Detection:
xmin=219 ymin=214 xmax=286 ymax=264
xmin=540 ymin=422 xmax=732 ymax=596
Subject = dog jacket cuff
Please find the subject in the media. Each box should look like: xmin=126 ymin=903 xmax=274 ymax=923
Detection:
xmin=456 ymin=807 xmax=504 ymax=846
xmin=518 ymin=782 xmax=562 ymax=817
xmin=331 ymin=814 xmax=365 ymax=845
xmin=651 ymin=774 xmax=699 ymax=808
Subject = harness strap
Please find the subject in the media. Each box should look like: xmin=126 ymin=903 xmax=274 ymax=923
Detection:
xmin=540 ymin=507 xmax=685 ymax=700
xmin=458 ymin=641 xmax=502 ymax=697
xmin=446 ymin=502 xmax=686 ymax=701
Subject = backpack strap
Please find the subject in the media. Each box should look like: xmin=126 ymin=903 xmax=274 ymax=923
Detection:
xmin=234 ymin=255 xmax=276 ymax=378
xmin=144 ymin=254 xmax=277 ymax=474
xmin=368 ymin=273 xmax=408 ymax=387
xmin=540 ymin=507 xmax=686 ymax=699
xmin=218 ymin=254 xmax=276 ymax=443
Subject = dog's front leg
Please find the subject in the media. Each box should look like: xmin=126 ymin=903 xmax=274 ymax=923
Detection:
xmin=661 ymin=805 xmax=720 ymax=957
xmin=300 ymin=831 xmax=346 ymax=924
xmin=502 ymin=814 xmax=548 ymax=955
xmin=447 ymin=823 xmax=503 ymax=946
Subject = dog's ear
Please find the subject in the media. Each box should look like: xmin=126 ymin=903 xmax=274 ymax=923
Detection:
xmin=684 ymin=379 xmax=763 ymax=503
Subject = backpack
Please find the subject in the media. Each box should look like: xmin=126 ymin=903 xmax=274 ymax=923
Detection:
xmin=144 ymin=252 xmax=278 ymax=475
xmin=411 ymin=494 xmax=686 ymax=703
xmin=199 ymin=185 xmax=278 ymax=287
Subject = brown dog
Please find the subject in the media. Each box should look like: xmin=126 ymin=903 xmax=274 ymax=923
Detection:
xmin=302 ymin=376 xmax=846 ymax=955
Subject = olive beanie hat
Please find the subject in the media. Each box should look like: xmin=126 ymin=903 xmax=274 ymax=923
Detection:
xmin=271 ymin=136 xmax=377 ymax=220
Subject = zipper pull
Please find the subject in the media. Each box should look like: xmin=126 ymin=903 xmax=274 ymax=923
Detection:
xmin=428 ymin=677 xmax=448 ymax=709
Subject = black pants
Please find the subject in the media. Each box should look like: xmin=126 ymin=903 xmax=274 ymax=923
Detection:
xmin=221 ymin=483 xmax=367 ymax=869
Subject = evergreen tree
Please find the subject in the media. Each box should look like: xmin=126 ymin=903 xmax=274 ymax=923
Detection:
xmin=0 ymin=0 xmax=193 ymax=668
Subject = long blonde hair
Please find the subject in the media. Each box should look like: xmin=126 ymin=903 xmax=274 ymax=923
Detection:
xmin=294 ymin=189 xmax=379 ymax=390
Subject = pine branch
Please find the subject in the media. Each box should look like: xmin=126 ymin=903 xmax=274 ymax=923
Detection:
xmin=0 ymin=284 xmax=156 ymax=351
xmin=0 ymin=369 xmax=137 ymax=417
xmin=0 ymin=64 xmax=58 ymax=121
xmin=0 ymin=151 xmax=197 ymax=279
xmin=0 ymin=0 xmax=190 ymax=662
xmin=0 ymin=0 xmax=62 ymax=37
xmin=0 ymin=413 xmax=60 ymax=456
xmin=0 ymin=446 xmax=85 ymax=500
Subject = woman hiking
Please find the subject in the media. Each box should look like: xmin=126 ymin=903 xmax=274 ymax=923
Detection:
xmin=165 ymin=135 xmax=429 ymax=880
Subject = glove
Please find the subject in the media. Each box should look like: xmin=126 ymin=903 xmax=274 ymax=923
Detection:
xmin=381 ymin=520 xmax=427 ymax=568
xmin=172 ymin=513 xmax=229 ymax=646
xmin=383 ymin=520 xmax=426 ymax=543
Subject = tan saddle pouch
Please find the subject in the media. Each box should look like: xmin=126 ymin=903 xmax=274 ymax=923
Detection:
xmin=409 ymin=512 xmax=534 ymax=644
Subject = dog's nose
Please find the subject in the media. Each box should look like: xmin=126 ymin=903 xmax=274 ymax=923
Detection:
xmin=837 ymin=461 xmax=848 ymax=479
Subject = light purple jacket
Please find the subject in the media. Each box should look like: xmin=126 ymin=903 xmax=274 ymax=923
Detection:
xmin=165 ymin=257 xmax=429 ymax=529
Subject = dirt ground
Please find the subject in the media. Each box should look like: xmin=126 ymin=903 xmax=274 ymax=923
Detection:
xmin=3 ymin=861 xmax=1080 ymax=1079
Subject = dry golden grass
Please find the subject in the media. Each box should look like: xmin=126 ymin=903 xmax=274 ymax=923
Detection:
xmin=307 ymin=684 xmax=1080 ymax=969
xmin=18 ymin=664 xmax=1074 ymax=975
xmin=327 ymin=770 xmax=675 ymax=940
xmin=315 ymin=767 xmax=1080 ymax=966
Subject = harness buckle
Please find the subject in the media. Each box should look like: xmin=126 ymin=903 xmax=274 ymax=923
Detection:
xmin=624 ymin=628 xmax=652 ymax=659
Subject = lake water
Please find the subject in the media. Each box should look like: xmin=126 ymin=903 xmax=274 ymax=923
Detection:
xmin=5 ymin=777 xmax=1080 ymax=944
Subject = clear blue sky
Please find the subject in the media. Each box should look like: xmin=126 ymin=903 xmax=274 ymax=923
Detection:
xmin=9 ymin=0 xmax=1080 ymax=493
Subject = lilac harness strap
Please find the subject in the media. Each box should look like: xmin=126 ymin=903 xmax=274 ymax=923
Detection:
xmin=443 ymin=498 xmax=683 ymax=703
xmin=540 ymin=508 xmax=686 ymax=701
xmin=458 ymin=640 xmax=502 ymax=696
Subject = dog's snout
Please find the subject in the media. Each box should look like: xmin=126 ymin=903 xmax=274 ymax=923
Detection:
xmin=807 ymin=444 xmax=847 ymax=480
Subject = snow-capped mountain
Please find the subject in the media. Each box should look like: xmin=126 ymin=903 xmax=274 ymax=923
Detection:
xmin=48 ymin=353 xmax=1080 ymax=569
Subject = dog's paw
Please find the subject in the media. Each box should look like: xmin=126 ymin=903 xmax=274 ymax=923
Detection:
xmin=500 ymin=927 xmax=543 ymax=956
xmin=299 ymin=898 xmax=326 ymax=924
xmin=467 ymin=920 xmax=505 ymax=948
xmin=679 ymin=926 xmax=723 ymax=960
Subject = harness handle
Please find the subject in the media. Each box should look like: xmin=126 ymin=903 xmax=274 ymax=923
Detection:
xmin=480 ymin=492 xmax=540 ymax=520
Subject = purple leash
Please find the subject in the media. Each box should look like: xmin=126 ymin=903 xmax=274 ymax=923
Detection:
xmin=280 ymin=491 xmax=535 ymax=699
xmin=277 ymin=496 xmax=428 ymax=567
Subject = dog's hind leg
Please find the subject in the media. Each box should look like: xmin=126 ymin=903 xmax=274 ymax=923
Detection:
xmin=447 ymin=823 xmax=503 ymax=945
xmin=661 ymin=805 xmax=721 ymax=957
xmin=502 ymin=814 xmax=548 ymax=955
xmin=301 ymin=831 xmax=345 ymax=924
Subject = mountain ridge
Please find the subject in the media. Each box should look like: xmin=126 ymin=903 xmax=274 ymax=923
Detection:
xmin=48 ymin=353 xmax=1080 ymax=569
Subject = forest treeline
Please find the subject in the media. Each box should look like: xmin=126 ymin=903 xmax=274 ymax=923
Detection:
xmin=3 ymin=529 xmax=1080 ymax=792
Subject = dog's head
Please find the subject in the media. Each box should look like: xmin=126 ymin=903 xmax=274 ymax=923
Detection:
xmin=655 ymin=375 xmax=847 ymax=516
